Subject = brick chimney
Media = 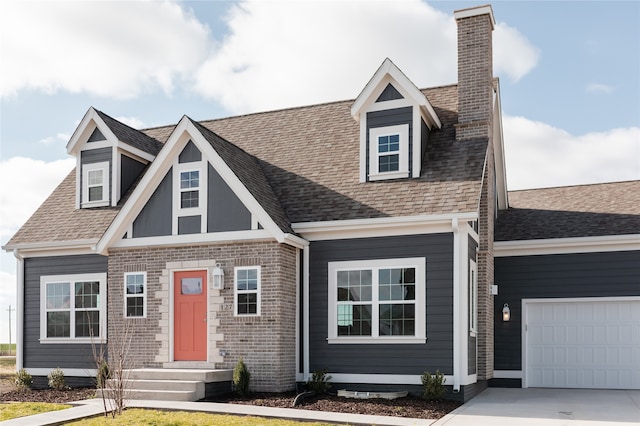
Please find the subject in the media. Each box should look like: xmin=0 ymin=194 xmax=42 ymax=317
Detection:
xmin=454 ymin=5 xmax=495 ymax=141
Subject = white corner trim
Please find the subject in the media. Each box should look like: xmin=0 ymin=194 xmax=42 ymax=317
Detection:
xmin=292 ymin=213 xmax=477 ymax=241
xmin=493 ymin=370 xmax=522 ymax=379
xmin=494 ymin=234 xmax=640 ymax=257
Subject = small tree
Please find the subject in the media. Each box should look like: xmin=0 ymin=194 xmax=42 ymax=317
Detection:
xmin=421 ymin=370 xmax=446 ymax=401
xmin=233 ymin=356 xmax=251 ymax=397
xmin=48 ymin=367 xmax=65 ymax=390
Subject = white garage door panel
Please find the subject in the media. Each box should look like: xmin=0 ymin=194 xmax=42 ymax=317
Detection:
xmin=525 ymin=299 xmax=640 ymax=389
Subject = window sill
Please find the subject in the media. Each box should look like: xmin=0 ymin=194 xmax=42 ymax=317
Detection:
xmin=368 ymin=171 xmax=410 ymax=181
xmin=328 ymin=337 xmax=426 ymax=345
xmin=81 ymin=200 xmax=109 ymax=208
xmin=39 ymin=338 xmax=105 ymax=344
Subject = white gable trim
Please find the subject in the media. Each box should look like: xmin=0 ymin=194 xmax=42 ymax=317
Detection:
xmin=96 ymin=117 xmax=291 ymax=254
xmin=67 ymin=108 xmax=117 ymax=156
xmin=351 ymin=58 xmax=441 ymax=129
xmin=494 ymin=234 xmax=640 ymax=257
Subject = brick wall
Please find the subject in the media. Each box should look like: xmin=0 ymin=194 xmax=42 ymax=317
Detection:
xmin=107 ymin=240 xmax=298 ymax=392
xmin=455 ymin=8 xmax=496 ymax=380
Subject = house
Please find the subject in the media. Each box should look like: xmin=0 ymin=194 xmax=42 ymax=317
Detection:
xmin=3 ymin=5 xmax=639 ymax=401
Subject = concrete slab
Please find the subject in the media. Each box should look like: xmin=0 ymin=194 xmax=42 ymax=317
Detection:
xmin=433 ymin=388 xmax=640 ymax=426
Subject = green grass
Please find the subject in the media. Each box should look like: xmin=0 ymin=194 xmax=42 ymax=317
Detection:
xmin=68 ymin=409 xmax=335 ymax=425
xmin=0 ymin=357 xmax=16 ymax=368
xmin=0 ymin=402 xmax=72 ymax=421
xmin=0 ymin=344 xmax=16 ymax=356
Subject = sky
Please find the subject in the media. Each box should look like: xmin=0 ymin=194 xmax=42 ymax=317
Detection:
xmin=0 ymin=0 xmax=639 ymax=342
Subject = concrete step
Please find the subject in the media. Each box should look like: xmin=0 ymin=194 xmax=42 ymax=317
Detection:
xmin=125 ymin=368 xmax=232 ymax=382
xmin=116 ymin=379 xmax=204 ymax=392
xmin=97 ymin=388 xmax=201 ymax=401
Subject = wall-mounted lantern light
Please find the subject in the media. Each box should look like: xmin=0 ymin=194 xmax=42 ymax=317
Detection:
xmin=212 ymin=264 xmax=225 ymax=290
xmin=502 ymin=303 xmax=511 ymax=322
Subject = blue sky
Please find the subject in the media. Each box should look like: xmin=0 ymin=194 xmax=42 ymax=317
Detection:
xmin=0 ymin=0 xmax=638 ymax=341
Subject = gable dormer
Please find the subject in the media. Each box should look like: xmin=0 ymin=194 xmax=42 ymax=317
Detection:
xmin=351 ymin=59 xmax=441 ymax=182
xmin=67 ymin=107 xmax=162 ymax=209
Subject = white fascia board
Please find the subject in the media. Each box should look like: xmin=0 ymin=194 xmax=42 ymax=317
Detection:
xmin=111 ymin=230 xmax=274 ymax=249
xmin=351 ymin=59 xmax=441 ymax=129
xmin=493 ymin=82 xmax=508 ymax=210
xmin=292 ymin=213 xmax=478 ymax=241
xmin=494 ymin=234 xmax=640 ymax=257
xmin=116 ymin=141 xmax=155 ymax=163
xmin=66 ymin=107 xmax=118 ymax=156
xmin=2 ymin=239 xmax=99 ymax=254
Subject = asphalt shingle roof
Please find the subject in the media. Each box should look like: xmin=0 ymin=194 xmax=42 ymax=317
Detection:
xmin=97 ymin=110 xmax=163 ymax=156
xmin=496 ymin=181 xmax=640 ymax=240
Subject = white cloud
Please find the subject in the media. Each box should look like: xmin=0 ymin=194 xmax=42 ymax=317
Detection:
xmin=586 ymin=83 xmax=614 ymax=94
xmin=503 ymin=115 xmax=640 ymax=190
xmin=0 ymin=1 xmax=212 ymax=99
xmin=494 ymin=22 xmax=540 ymax=82
xmin=115 ymin=116 xmax=147 ymax=129
xmin=193 ymin=0 xmax=539 ymax=114
xmin=38 ymin=133 xmax=70 ymax=146
xmin=0 ymin=270 xmax=17 ymax=343
xmin=0 ymin=157 xmax=75 ymax=241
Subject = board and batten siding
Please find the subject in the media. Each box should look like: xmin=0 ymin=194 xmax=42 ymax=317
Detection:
xmin=207 ymin=164 xmax=251 ymax=232
xmin=494 ymin=250 xmax=640 ymax=372
xmin=308 ymin=233 xmax=454 ymax=375
xmin=133 ymin=169 xmax=173 ymax=237
xmin=23 ymin=255 xmax=108 ymax=370
xmin=120 ymin=154 xmax=146 ymax=198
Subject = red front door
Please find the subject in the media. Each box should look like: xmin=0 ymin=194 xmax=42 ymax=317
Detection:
xmin=174 ymin=270 xmax=207 ymax=361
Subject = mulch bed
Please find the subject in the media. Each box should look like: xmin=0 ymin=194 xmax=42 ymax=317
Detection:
xmin=213 ymin=392 xmax=461 ymax=420
xmin=0 ymin=388 xmax=461 ymax=420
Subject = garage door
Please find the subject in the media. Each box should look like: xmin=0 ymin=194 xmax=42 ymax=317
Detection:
xmin=524 ymin=298 xmax=640 ymax=389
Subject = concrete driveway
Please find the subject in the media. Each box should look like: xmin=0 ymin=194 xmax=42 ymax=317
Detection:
xmin=433 ymin=388 xmax=640 ymax=426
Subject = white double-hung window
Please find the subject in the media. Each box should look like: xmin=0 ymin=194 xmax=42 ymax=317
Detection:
xmin=369 ymin=124 xmax=409 ymax=180
xmin=40 ymin=273 xmax=107 ymax=343
xmin=82 ymin=162 xmax=109 ymax=207
xmin=328 ymin=257 xmax=426 ymax=344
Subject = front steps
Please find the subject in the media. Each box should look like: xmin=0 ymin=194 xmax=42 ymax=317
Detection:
xmin=98 ymin=368 xmax=233 ymax=401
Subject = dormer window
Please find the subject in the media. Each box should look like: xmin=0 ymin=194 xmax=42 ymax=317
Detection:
xmin=82 ymin=161 xmax=109 ymax=207
xmin=369 ymin=125 xmax=409 ymax=180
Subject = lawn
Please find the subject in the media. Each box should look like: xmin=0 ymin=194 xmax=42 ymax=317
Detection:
xmin=0 ymin=402 xmax=72 ymax=421
xmin=69 ymin=408 xmax=334 ymax=425
xmin=0 ymin=344 xmax=16 ymax=356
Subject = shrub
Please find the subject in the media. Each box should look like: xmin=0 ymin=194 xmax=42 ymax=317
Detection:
xmin=307 ymin=369 xmax=332 ymax=394
xmin=233 ymin=356 xmax=251 ymax=396
xmin=96 ymin=360 xmax=110 ymax=389
xmin=48 ymin=367 xmax=66 ymax=390
xmin=421 ymin=370 xmax=446 ymax=401
xmin=14 ymin=368 xmax=32 ymax=391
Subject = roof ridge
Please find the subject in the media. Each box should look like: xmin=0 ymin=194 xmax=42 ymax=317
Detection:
xmin=508 ymin=180 xmax=640 ymax=193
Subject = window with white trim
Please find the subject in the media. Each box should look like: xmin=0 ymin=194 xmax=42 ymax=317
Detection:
xmin=328 ymin=258 xmax=426 ymax=344
xmin=180 ymin=170 xmax=200 ymax=208
xmin=469 ymin=258 xmax=478 ymax=334
xmin=369 ymin=125 xmax=409 ymax=180
xmin=82 ymin=161 xmax=109 ymax=207
xmin=40 ymin=273 xmax=107 ymax=343
xmin=234 ymin=266 xmax=261 ymax=316
xmin=124 ymin=272 xmax=146 ymax=318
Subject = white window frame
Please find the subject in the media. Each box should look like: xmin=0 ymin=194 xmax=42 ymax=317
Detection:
xmin=82 ymin=161 xmax=109 ymax=207
xmin=124 ymin=272 xmax=147 ymax=318
xmin=172 ymin=161 xmax=206 ymax=234
xmin=40 ymin=273 xmax=107 ymax=343
xmin=368 ymin=124 xmax=409 ymax=181
xmin=328 ymin=257 xmax=426 ymax=344
xmin=234 ymin=266 xmax=261 ymax=317
xmin=469 ymin=258 xmax=478 ymax=336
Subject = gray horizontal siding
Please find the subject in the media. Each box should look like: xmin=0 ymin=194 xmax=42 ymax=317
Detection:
xmin=133 ymin=169 xmax=172 ymax=238
xmin=494 ymin=250 xmax=640 ymax=371
xmin=23 ymin=255 xmax=108 ymax=370
xmin=308 ymin=233 xmax=454 ymax=375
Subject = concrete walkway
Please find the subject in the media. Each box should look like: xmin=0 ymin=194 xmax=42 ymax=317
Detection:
xmin=3 ymin=388 xmax=639 ymax=425
xmin=433 ymin=388 xmax=640 ymax=426
xmin=1 ymin=397 xmax=435 ymax=425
